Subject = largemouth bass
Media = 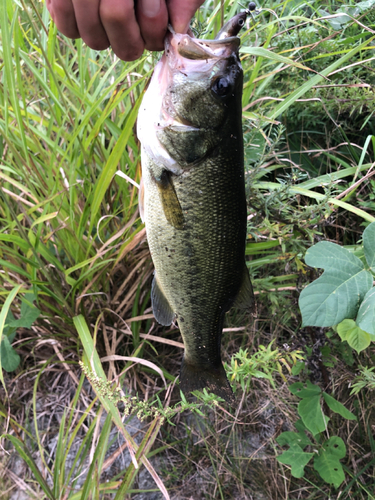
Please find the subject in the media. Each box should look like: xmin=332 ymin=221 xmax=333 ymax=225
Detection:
xmin=137 ymin=13 xmax=254 ymax=403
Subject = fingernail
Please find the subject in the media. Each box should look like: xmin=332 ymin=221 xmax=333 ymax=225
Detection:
xmin=140 ymin=0 xmax=161 ymax=18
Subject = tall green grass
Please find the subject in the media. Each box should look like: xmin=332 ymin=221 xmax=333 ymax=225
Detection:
xmin=1 ymin=0 xmax=375 ymax=498
xmin=0 ymin=0 xmax=148 ymax=320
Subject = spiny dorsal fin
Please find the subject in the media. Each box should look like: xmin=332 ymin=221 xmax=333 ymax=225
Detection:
xmin=151 ymin=273 xmax=175 ymax=326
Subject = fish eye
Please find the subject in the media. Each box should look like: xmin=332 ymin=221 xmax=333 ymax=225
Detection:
xmin=212 ymin=76 xmax=231 ymax=97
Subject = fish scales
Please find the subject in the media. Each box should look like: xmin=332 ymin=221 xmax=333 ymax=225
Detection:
xmin=137 ymin=12 xmax=254 ymax=403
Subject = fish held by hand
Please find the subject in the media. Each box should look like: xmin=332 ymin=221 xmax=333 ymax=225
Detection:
xmin=137 ymin=12 xmax=254 ymax=404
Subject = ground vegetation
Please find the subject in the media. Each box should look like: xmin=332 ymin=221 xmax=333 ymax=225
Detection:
xmin=1 ymin=0 xmax=375 ymax=498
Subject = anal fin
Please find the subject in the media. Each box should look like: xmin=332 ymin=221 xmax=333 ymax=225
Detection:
xmin=151 ymin=273 xmax=175 ymax=326
xmin=233 ymin=264 xmax=255 ymax=311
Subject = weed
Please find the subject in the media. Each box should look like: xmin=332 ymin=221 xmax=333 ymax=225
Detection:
xmin=1 ymin=0 xmax=375 ymax=498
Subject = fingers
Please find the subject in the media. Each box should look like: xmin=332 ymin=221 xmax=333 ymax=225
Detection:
xmin=99 ymin=0 xmax=144 ymax=60
xmin=136 ymin=0 xmax=168 ymax=52
xmin=48 ymin=0 xmax=165 ymax=60
xmin=47 ymin=0 xmax=204 ymax=61
xmin=71 ymin=0 xmax=109 ymax=51
xmin=168 ymin=0 xmax=205 ymax=34
xmin=46 ymin=0 xmax=79 ymax=39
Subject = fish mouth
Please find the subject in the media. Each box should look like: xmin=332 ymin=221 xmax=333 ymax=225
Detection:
xmin=164 ymin=10 xmax=246 ymax=64
xmin=165 ymin=31 xmax=240 ymax=68
xmin=160 ymin=30 xmax=241 ymax=129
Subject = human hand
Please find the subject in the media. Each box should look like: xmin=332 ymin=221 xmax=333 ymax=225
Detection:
xmin=46 ymin=0 xmax=205 ymax=61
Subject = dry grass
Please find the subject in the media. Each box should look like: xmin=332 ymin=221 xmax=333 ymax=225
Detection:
xmin=1 ymin=0 xmax=375 ymax=498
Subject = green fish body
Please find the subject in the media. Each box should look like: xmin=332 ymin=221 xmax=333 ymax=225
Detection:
xmin=137 ymin=14 xmax=254 ymax=403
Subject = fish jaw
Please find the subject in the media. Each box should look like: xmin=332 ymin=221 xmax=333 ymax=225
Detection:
xmin=164 ymin=31 xmax=240 ymax=75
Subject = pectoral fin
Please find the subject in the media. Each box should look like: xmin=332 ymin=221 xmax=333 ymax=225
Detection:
xmin=151 ymin=273 xmax=175 ymax=326
xmin=156 ymin=170 xmax=184 ymax=229
xmin=233 ymin=264 xmax=255 ymax=310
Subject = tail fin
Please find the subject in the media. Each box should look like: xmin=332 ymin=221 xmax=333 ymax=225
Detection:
xmin=180 ymin=358 xmax=235 ymax=405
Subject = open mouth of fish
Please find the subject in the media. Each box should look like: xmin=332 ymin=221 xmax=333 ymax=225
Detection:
xmin=137 ymin=12 xmax=246 ymax=174
xmin=159 ymin=30 xmax=241 ymax=128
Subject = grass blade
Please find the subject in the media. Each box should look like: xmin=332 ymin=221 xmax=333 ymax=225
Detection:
xmin=267 ymin=35 xmax=375 ymax=120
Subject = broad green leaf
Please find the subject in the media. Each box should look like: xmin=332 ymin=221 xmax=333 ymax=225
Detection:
xmin=337 ymin=319 xmax=358 ymax=341
xmin=21 ymin=292 xmax=38 ymax=312
xmin=0 ymin=285 xmax=23 ymax=388
xmin=277 ymin=442 xmax=313 ymax=478
xmin=290 ymin=381 xmax=321 ymax=398
xmin=357 ymin=288 xmax=375 ymax=337
xmin=298 ymin=395 xmax=326 ymax=436
xmin=0 ymin=337 xmax=21 ymax=372
xmin=3 ymin=310 xmax=16 ymax=342
xmin=314 ymin=454 xmax=345 ymax=488
xmin=322 ymin=436 xmax=346 ymax=459
xmin=9 ymin=292 xmax=40 ymax=329
xmin=325 ymin=13 xmax=351 ymax=30
xmin=337 ymin=319 xmax=371 ymax=354
xmin=294 ymin=419 xmax=307 ymax=434
xmin=277 ymin=431 xmax=312 ymax=449
xmin=322 ymin=393 xmax=357 ymax=421
xmin=363 ymin=221 xmax=375 ymax=271
xmin=291 ymin=361 xmax=305 ymax=376
xmin=346 ymin=326 xmax=371 ymax=354
xmin=299 ymin=242 xmax=373 ymax=327
xmin=5 ymin=329 xmax=17 ymax=344
xmin=314 ymin=437 xmax=346 ymax=488
xmin=9 ymin=306 xmax=40 ymax=329
xmin=356 ymin=0 xmax=375 ymax=11
xmin=304 ymin=242 xmax=365 ymax=272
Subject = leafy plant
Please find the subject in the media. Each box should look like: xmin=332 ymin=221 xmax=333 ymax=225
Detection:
xmin=0 ymin=290 xmax=40 ymax=372
xmin=299 ymin=220 xmax=375 ymax=353
xmin=226 ymin=342 xmax=304 ymax=391
xmin=277 ymin=380 xmax=356 ymax=488
xmin=350 ymin=365 xmax=375 ymax=394
xmin=2 ymin=0 xmax=375 ymax=498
